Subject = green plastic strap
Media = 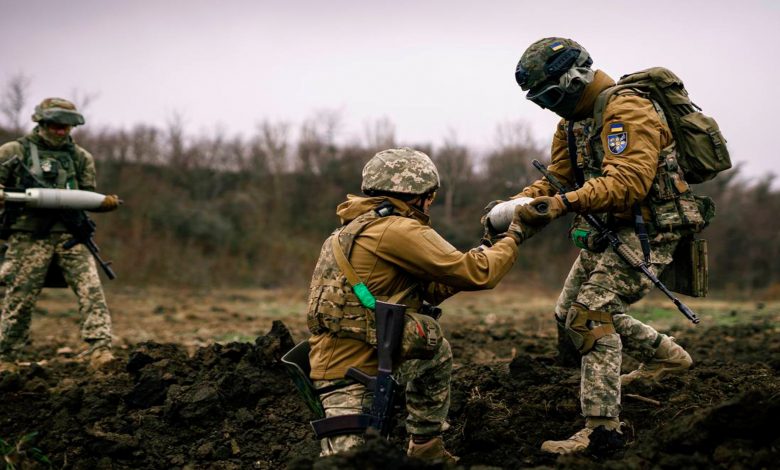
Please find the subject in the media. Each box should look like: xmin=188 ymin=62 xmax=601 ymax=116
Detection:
xmin=352 ymin=282 xmax=376 ymax=310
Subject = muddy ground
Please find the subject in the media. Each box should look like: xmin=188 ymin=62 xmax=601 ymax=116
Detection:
xmin=0 ymin=288 xmax=778 ymax=469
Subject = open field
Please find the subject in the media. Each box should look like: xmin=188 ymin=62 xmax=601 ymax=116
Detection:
xmin=1 ymin=284 xmax=778 ymax=469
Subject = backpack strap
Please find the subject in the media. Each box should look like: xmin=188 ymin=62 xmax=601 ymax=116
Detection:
xmin=592 ymin=84 xmax=631 ymax=138
xmin=566 ymin=121 xmax=585 ymax=188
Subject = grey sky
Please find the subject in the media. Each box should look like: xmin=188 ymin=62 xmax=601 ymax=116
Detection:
xmin=1 ymin=0 xmax=778 ymax=180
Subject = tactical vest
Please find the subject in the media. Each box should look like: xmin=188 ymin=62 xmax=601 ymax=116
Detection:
xmin=7 ymin=135 xmax=82 ymax=233
xmin=569 ymin=90 xmax=705 ymax=235
xmin=307 ymin=209 xmax=421 ymax=346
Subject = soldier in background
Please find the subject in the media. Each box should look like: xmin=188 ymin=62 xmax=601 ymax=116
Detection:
xmin=0 ymin=98 xmax=120 ymax=372
xmin=504 ymin=38 xmax=695 ymax=454
xmin=307 ymin=147 xmax=544 ymax=463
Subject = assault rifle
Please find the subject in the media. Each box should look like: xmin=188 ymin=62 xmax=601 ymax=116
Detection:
xmin=532 ymin=159 xmax=699 ymax=324
xmin=310 ymin=300 xmax=405 ymax=438
xmin=283 ymin=300 xmax=406 ymax=440
xmin=58 ymin=209 xmax=117 ymax=280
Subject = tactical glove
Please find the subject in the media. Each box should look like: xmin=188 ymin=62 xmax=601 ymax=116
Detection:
xmin=479 ymin=199 xmax=504 ymax=246
xmin=503 ymin=204 xmax=550 ymax=245
xmin=480 ymin=199 xmax=504 ymax=227
xmin=95 ymin=194 xmax=122 ymax=212
xmin=516 ymin=195 xmax=567 ymax=226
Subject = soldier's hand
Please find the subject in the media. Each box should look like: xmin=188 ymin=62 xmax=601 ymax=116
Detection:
xmin=480 ymin=199 xmax=504 ymax=227
xmin=516 ymin=195 xmax=567 ymax=226
xmin=503 ymin=204 xmax=550 ymax=245
xmin=96 ymin=194 xmax=122 ymax=212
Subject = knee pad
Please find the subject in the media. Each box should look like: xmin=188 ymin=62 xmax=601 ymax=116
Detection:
xmin=565 ymin=303 xmax=616 ymax=354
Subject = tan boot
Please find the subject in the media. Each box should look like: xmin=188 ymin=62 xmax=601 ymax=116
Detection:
xmin=89 ymin=347 xmax=115 ymax=371
xmin=621 ymin=335 xmax=692 ymax=387
xmin=541 ymin=417 xmax=620 ymax=455
xmin=407 ymin=436 xmax=459 ymax=464
xmin=0 ymin=356 xmax=18 ymax=373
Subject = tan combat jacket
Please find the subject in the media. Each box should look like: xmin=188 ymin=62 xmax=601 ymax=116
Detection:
xmin=516 ymin=70 xmax=674 ymax=222
xmin=309 ymin=195 xmax=519 ymax=379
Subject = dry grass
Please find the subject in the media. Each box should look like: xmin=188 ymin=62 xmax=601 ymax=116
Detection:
xmin=27 ymin=282 xmax=779 ymax=357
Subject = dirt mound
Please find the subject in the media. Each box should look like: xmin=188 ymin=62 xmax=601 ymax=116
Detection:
xmin=1 ymin=318 xmax=779 ymax=469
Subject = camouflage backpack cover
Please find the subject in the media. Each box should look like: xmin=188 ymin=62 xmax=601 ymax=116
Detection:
xmin=594 ymin=67 xmax=731 ymax=184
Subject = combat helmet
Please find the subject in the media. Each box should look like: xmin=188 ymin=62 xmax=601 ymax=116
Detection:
xmin=361 ymin=147 xmax=440 ymax=196
xmin=32 ymin=98 xmax=85 ymax=126
xmin=515 ymin=38 xmax=594 ymax=116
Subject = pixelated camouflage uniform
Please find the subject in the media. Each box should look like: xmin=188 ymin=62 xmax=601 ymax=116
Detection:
xmin=308 ymin=149 xmax=520 ymax=454
xmin=517 ymin=68 xmax=700 ymax=419
xmin=315 ymin=338 xmax=453 ymax=455
xmin=0 ymin=126 xmax=112 ymax=357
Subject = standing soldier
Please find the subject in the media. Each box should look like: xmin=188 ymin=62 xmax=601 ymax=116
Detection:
xmin=0 ymin=98 xmax=120 ymax=371
xmin=307 ymin=147 xmax=542 ymax=463
xmin=506 ymin=38 xmax=696 ymax=454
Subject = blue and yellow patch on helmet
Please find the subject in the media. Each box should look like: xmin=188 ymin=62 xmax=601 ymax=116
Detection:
xmin=550 ymin=42 xmax=565 ymax=52
xmin=607 ymin=122 xmax=628 ymax=155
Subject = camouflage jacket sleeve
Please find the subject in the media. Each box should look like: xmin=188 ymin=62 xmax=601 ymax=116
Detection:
xmin=74 ymin=144 xmax=97 ymax=191
xmin=567 ymin=94 xmax=671 ymax=213
xmin=361 ymin=218 xmax=519 ymax=304
xmin=0 ymin=141 xmax=24 ymax=185
xmin=512 ymin=120 xmax=575 ymax=199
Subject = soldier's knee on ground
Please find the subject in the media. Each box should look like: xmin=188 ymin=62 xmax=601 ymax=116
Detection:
xmin=565 ymin=303 xmax=616 ymax=354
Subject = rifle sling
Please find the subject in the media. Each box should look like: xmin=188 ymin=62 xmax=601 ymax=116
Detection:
xmin=330 ymin=233 xmax=415 ymax=304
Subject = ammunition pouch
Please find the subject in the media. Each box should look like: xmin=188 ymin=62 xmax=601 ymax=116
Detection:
xmin=658 ymin=236 xmax=708 ymax=297
xmin=401 ymin=312 xmax=442 ymax=360
xmin=569 ymin=215 xmax=609 ymax=252
xmin=565 ymin=303 xmax=616 ymax=354
xmin=648 ymin=151 xmax=706 ymax=233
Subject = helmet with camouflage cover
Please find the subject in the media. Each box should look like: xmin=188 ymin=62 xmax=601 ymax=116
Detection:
xmin=31 ymin=98 xmax=85 ymax=126
xmin=515 ymin=37 xmax=592 ymax=91
xmin=361 ymin=147 xmax=440 ymax=196
xmin=515 ymin=37 xmax=595 ymax=118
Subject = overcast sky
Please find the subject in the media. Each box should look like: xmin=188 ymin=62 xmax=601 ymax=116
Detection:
xmin=1 ymin=0 xmax=777 ymax=181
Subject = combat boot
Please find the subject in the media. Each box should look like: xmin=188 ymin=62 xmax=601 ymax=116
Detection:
xmin=0 ymin=355 xmax=18 ymax=373
xmin=555 ymin=315 xmax=580 ymax=368
xmin=407 ymin=435 xmax=459 ymax=464
xmin=621 ymin=335 xmax=692 ymax=387
xmin=541 ymin=417 xmax=623 ymax=455
xmin=88 ymin=346 xmax=115 ymax=371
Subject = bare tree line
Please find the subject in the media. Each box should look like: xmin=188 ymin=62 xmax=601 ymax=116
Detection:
xmin=0 ymin=76 xmax=777 ymax=296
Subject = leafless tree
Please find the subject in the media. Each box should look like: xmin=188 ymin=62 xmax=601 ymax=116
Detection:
xmin=363 ymin=116 xmax=396 ymax=151
xmin=1 ymin=73 xmax=32 ymax=133
xmin=433 ymin=129 xmax=473 ymax=225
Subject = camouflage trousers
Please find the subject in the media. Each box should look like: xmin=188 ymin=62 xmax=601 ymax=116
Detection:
xmin=313 ymin=337 xmax=452 ymax=456
xmin=0 ymin=232 xmax=112 ymax=356
xmin=554 ymin=228 xmax=681 ymax=418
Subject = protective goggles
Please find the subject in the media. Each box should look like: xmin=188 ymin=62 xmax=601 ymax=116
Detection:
xmin=526 ymin=82 xmax=566 ymax=109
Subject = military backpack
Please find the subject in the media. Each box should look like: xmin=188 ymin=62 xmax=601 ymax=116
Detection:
xmin=594 ymin=67 xmax=731 ymax=184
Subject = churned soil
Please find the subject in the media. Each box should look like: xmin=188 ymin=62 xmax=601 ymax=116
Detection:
xmin=1 ymin=306 xmax=778 ymax=469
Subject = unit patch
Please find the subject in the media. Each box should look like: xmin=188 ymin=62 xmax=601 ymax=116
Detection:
xmin=607 ymin=123 xmax=628 ymax=154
